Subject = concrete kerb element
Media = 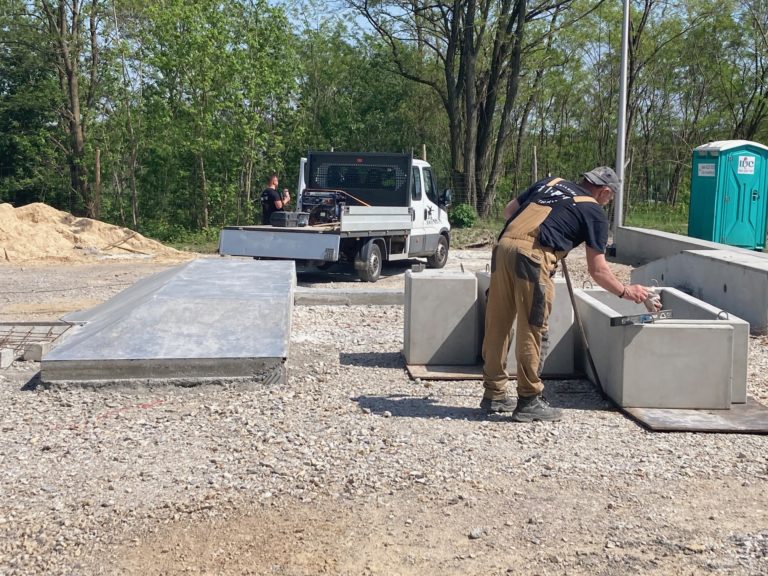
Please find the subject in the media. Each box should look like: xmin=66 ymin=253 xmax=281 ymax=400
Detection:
xmin=22 ymin=342 xmax=52 ymax=362
xmin=613 ymin=226 xmax=767 ymax=266
xmin=404 ymin=269 xmax=478 ymax=365
xmin=574 ymin=287 xmax=736 ymax=409
xmin=476 ymin=271 xmax=577 ymax=377
xmin=0 ymin=348 xmax=15 ymax=369
xmin=631 ymin=249 xmax=768 ymax=335
xmin=294 ymin=287 xmax=403 ymax=306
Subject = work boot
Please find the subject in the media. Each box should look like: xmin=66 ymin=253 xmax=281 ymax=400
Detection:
xmin=479 ymin=395 xmax=516 ymax=414
xmin=512 ymin=394 xmax=562 ymax=422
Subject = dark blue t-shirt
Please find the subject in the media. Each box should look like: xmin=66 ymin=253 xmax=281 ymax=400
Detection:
xmin=260 ymin=187 xmax=283 ymax=225
xmin=510 ymin=178 xmax=609 ymax=253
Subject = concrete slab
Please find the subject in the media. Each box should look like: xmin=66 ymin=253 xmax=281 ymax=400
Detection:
xmin=631 ymin=249 xmax=768 ymax=334
xmin=476 ymin=272 xmax=576 ymax=377
xmin=41 ymin=259 xmax=295 ymax=384
xmin=403 ymin=269 xmax=478 ymax=365
xmin=575 ymin=288 xmax=734 ymax=409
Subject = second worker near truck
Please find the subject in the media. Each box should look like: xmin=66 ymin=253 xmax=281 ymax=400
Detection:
xmin=260 ymin=173 xmax=291 ymax=225
xmin=481 ymin=166 xmax=662 ymax=423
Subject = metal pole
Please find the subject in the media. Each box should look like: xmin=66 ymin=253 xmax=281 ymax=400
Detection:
xmin=613 ymin=0 xmax=630 ymax=238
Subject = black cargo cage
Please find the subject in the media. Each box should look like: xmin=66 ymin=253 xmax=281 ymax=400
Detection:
xmin=305 ymin=151 xmax=412 ymax=207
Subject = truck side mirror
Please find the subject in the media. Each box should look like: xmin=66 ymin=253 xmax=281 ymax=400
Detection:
xmin=439 ymin=188 xmax=452 ymax=208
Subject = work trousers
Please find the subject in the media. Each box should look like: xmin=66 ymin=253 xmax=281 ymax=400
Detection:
xmin=482 ymin=238 xmax=557 ymax=400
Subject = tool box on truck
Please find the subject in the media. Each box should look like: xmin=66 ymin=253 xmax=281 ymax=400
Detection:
xmin=270 ymin=211 xmax=309 ymax=227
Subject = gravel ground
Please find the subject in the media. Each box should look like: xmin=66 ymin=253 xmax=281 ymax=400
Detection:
xmin=0 ymin=250 xmax=767 ymax=575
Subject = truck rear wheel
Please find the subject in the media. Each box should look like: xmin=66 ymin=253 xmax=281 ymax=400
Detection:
xmin=427 ymin=235 xmax=449 ymax=269
xmin=356 ymin=241 xmax=382 ymax=282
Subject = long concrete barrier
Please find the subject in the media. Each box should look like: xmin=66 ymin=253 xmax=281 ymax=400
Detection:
xmin=614 ymin=226 xmax=766 ymax=266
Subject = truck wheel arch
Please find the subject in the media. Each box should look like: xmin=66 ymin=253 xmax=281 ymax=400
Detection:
xmin=427 ymin=232 xmax=449 ymax=269
xmin=355 ymin=238 xmax=385 ymax=282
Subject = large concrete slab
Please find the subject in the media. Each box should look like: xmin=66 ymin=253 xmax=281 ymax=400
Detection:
xmin=41 ymin=259 xmax=295 ymax=384
xmin=403 ymin=269 xmax=478 ymax=365
xmin=631 ymin=249 xmax=768 ymax=334
xmin=575 ymin=288 xmax=735 ymax=409
xmin=476 ymin=272 xmax=576 ymax=377
xmin=614 ymin=226 xmax=767 ymax=266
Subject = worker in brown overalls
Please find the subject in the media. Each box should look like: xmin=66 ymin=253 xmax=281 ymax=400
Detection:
xmin=481 ymin=166 xmax=660 ymax=422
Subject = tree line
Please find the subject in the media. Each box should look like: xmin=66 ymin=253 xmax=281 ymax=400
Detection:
xmin=1 ymin=0 xmax=767 ymax=239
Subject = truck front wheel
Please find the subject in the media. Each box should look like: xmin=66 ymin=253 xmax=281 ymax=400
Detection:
xmin=427 ymin=235 xmax=449 ymax=269
xmin=356 ymin=241 xmax=382 ymax=282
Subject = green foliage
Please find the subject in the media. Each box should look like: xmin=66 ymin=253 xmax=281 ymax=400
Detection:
xmin=2 ymin=0 xmax=768 ymax=242
xmin=449 ymin=203 xmax=478 ymax=229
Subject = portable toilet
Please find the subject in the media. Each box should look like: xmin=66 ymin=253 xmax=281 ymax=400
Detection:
xmin=688 ymin=140 xmax=768 ymax=249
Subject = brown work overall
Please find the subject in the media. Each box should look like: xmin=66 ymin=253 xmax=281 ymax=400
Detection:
xmin=482 ymin=185 xmax=597 ymax=400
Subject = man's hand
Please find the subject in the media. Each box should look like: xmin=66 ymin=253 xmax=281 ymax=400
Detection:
xmin=282 ymin=188 xmax=291 ymax=205
xmin=620 ymin=284 xmax=658 ymax=306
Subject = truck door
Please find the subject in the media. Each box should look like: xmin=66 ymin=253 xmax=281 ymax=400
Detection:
xmin=421 ymin=167 xmax=444 ymax=254
xmin=408 ymin=166 xmax=427 ymax=255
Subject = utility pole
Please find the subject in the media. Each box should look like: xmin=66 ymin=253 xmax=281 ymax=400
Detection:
xmin=614 ymin=0 xmax=631 ymax=239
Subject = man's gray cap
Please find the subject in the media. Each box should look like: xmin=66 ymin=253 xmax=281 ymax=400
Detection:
xmin=582 ymin=166 xmax=620 ymax=195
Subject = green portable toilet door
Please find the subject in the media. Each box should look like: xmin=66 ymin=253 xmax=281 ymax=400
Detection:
xmin=720 ymin=151 xmax=763 ymax=248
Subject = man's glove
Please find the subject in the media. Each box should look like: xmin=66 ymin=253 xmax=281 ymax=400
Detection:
xmin=643 ymin=293 xmax=662 ymax=312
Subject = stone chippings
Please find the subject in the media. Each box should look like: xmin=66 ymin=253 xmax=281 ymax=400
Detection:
xmin=0 ymin=252 xmax=765 ymax=575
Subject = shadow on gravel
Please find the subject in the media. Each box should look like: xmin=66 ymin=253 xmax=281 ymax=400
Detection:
xmin=339 ymin=351 xmax=403 ymax=368
xmin=351 ymin=379 xmax=613 ymax=420
xmin=296 ymin=260 xmax=418 ymax=285
xmin=351 ymin=393 xmax=485 ymax=420
xmin=21 ymin=372 xmax=44 ymax=392
xmin=544 ymin=379 xmax=615 ymax=412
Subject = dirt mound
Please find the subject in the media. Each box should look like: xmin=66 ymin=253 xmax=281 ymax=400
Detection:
xmin=0 ymin=202 xmax=192 ymax=263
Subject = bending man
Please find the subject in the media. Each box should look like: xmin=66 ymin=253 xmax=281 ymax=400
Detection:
xmin=481 ymin=166 xmax=661 ymax=422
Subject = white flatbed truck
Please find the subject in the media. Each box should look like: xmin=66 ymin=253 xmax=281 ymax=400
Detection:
xmin=218 ymin=151 xmax=452 ymax=282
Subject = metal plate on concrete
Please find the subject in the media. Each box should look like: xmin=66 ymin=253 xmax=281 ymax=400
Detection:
xmin=41 ymin=259 xmax=295 ymax=384
xmin=623 ymin=397 xmax=768 ymax=434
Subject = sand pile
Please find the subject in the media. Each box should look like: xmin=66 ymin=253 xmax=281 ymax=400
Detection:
xmin=0 ymin=202 xmax=187 ymax=263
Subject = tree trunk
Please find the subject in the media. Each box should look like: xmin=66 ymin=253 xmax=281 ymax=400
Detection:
xmin=198 ymin=154 xmax=209 ymax=229
xmin=40 ymin=0 xmax=93 ymax=216
xmin=92 ymin=147 xmax=101 ymax=218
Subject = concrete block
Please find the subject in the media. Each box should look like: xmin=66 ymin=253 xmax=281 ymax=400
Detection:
xmin=653 ymin=288 xmax=749 ymax=403
xmin=632 ymin=249 xmax=768 ymax=334
xmin=476 ymin=272 xmax=576 ymax=377
xmin=575 ymin=288 xmax=734 ymax=409
xmin=0 ymin=348 xmax=15 ymax=369
xmin=23 ymin=342 xmax=52 ymax=362
xmin=404 ymin=269 xmax=478 ymax=365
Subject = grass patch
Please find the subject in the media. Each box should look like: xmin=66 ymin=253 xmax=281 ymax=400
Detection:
xmin=625 ymin=202 xmax=689 ymax=234
xmin=450 ymin=218 xmax=504 ymax=249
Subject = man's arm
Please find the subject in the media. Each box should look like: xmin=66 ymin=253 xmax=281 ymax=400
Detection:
xmin=585 ymin=247 xmax=657 ymax=305
xmin=270 ymin=189 xmax=285 ymax=209
xmin=503 ymin=198 xmax=520 ymax=221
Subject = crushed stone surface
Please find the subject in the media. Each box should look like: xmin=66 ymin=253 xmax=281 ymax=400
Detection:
xmin=0 ymin=248 xmax=766 ymax=575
